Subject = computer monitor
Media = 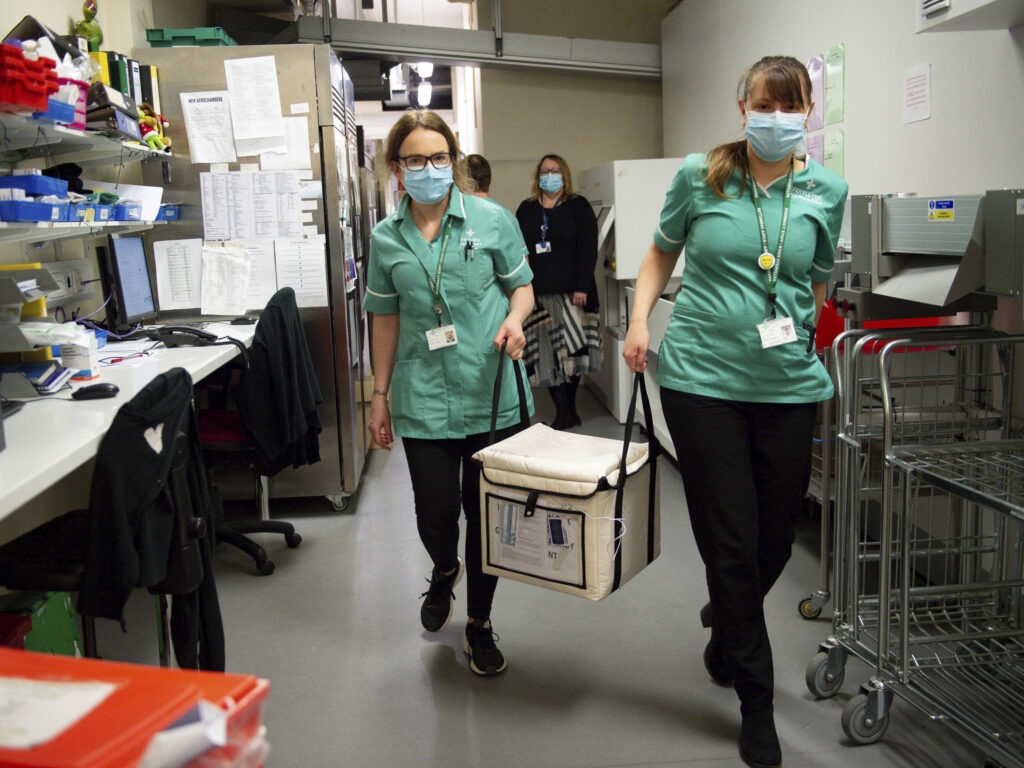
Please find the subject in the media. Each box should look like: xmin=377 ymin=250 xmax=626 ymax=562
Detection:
xmin=99 ymin=235 xmax=157 ymax=334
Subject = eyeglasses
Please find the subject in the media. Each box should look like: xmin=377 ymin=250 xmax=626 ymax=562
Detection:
xmin=539 ymin=168 xmax=562 ymax=176
xmin=397 ymin=152 xmax=453 ymax=171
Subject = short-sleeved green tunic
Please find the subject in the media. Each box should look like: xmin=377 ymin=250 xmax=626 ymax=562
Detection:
xmin=652 ymin=153 xmax=848 ymax=404
xmin=364 ymin=186 xmax=534 ymax=438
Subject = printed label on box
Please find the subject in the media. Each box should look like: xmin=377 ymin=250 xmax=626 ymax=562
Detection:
xmin=485 ymin=493 xmax=584 ymax=587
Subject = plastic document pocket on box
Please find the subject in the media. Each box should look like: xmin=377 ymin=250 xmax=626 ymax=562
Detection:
xmin=474 ymin=372 xmax=660 ymax=600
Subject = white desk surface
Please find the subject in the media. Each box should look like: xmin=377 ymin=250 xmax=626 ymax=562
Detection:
xmin=0 ymin=322 xmax=256 ymax=520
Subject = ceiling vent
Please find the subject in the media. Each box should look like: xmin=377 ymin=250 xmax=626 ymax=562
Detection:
xmin=921 ymin=0 xmax=952 ymax=16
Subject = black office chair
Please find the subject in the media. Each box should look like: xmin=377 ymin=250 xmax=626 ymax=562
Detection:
xmin=0 ymin=367 xmax=225 ymax=671
xmin=198 ymin=287 xmax=323 ymax=576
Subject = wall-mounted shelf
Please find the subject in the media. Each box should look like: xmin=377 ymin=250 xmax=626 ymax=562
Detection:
xmin=918 ymin=0 xmax=1024 ymax=31
xmin=0 ymin=113 xmax=169 ymax=168
xmin=0 ymin=267 xmax=61 ymax=352
xmin=0 ymin=220 xmax=159 ymax=246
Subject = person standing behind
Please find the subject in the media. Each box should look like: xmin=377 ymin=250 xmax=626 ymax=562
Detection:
xmin=516 ymin=154 xmax=600 ymax=430
xmin=466 ymin=153 xmax=492 ymax=198
xmin=364 ymin=110 xmax=535 ymax=677
xmin=623 ymin=56 xmax=847 ymax=768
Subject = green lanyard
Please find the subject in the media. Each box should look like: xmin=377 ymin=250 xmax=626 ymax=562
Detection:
xmin=750 ymin=167 xmax=793 ymax=319
xmin=424 ymin=219 xmax=453 ymax=327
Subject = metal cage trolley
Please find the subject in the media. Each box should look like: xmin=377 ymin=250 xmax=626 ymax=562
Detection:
xmin=809 ymin=332 xmax=1024 ymax=768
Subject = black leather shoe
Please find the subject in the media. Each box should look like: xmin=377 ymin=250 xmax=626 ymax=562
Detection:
xmin=739 ymin=706 xmax=781 ymax=768
xmin=703 ymin=639 xmax=734 ymax=686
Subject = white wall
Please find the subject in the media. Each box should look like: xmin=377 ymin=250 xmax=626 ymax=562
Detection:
xmin=0 ymin=0 xmax=155 ymax=53
xmin=661 ymin=0 xmax=1024 ymax=196
xmin=480 ymin=68 xmax=663 ymax=211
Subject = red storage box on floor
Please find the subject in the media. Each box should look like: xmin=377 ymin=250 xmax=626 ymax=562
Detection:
xmin=0 ymin=648 xmax=270 ymax=768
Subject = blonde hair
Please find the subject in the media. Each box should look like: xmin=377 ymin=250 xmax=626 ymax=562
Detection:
xmin=383 ymin=110 xmax=471 ymax=192
xmin=704 ymin=56 xmax=812 ymax=198
xmin=529 ymin=154 xmax=577 ymax=200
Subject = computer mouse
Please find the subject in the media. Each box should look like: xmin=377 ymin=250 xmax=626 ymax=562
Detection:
xmin=72 ymin=382 xmax=120 ymax=400
xmin=231 ymin=315 xmax=258 ymax=325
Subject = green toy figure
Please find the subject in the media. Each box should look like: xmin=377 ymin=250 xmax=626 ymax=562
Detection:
xmin=74 ymin=0 xmax=103 ymax=53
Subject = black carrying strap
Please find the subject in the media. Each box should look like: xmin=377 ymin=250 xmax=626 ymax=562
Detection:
xmin=487 ymin=353 xmax=661 ymax=593
xmin=488 ymin=344 xmax=660 ymax=485
xmin=613 ymin=372 xmax=662 ymax=590
xmin=488 ymin=340 xmax=531 ymax=444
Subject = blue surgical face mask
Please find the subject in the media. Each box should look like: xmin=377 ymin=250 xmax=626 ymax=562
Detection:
xmin=402 ymin=165 xmax=453 ymax=204
xmin=744 ymin=110 xmax=806 ymax=162
xmin=539 ymin=173 xmax=564 ymax=194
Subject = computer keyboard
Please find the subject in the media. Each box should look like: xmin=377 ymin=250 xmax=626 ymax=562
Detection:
xmin=1 ymin=400 xmax=25 ymax=419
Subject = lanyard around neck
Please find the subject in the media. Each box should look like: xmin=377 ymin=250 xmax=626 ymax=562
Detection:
xmin=540 ymin=198 xmax=561 ymax=244
xmin=424 ymin=219 xmax=453 ymax=327
xmin=750 ymin=167 xmax=794 ymax=319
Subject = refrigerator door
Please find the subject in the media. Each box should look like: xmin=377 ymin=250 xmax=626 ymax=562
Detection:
xmin=138 ymin=43 xmax=365 ymax=507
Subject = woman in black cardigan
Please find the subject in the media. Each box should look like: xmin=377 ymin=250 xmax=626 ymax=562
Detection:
xmin=515 ymin=154 xmax=601 ymax=429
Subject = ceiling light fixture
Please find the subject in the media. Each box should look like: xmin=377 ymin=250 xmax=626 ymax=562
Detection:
xmin=417 ymin=82 xmax=433 ymax=107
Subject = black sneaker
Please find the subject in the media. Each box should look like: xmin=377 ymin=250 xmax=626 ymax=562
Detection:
xmin=419 ymin=557 xmax=463 ymax=632
xmin=463 ymin=620 xmax=507 ymax=676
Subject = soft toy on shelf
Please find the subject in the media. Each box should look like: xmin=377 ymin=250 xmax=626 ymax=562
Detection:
xmin=138 ymin=102 xmax=171 ymax=153
xmin=74 ymin=0 xmax=104 ymax=52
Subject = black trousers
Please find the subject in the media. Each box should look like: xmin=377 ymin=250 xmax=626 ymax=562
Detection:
xmin=403 ymin=423 xmax=523 ymax=621
xmin=661 ymin=388 xmax=817 ymax=708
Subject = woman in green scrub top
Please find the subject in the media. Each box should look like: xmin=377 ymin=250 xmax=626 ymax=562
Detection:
xmin=363 ymin=110 xmax=535 ymax=678
xmin=623 ymin=56 xmax=847 ymax=768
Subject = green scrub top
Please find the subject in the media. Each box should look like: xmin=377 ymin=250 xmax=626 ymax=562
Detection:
xmin=364 ymin=186 xmax=535 ymax=438
xmin=652 ymin=153 xmax=848 ymax=404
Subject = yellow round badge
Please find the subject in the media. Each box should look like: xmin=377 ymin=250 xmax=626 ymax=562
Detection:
xmin=757 ymin=252 xmax=776 ymax=271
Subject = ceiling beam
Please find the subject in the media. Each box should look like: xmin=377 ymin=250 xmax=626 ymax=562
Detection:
xmin=282 ymin=16 xmax=661 ymax=78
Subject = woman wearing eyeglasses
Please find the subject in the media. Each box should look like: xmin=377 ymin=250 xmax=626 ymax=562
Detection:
xmin=515 ymin=155 xmax=600 ymax=431
xmin=363 ymin=110 xmax=535 ymax=677
xmin=623 ymin=56 xmax=847 ymax=768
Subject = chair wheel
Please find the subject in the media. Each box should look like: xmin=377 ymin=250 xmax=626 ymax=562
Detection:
xmin=285 ymin=532 xmax=302 ymax=548
xmin=256 ymin=559 xmax=276 ymax=576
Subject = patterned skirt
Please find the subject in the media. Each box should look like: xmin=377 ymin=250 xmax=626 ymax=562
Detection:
xmin=522 ymin=293 xmax=602 ymax=387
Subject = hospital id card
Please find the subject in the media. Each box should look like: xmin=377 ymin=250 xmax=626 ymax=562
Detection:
xmin=426 ymin=324 xmax=458 ymax=350
xmin=756 ymin=316 xmax=797 ymax=349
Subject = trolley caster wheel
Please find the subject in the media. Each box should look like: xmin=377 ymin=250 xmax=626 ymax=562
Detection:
xmin=285 ymin=532 xmax=302 ymax=548
xmin=798 ymin=596 xmax=823 ymax=620
xmin=255 ymin=558 xmax=276 ymax=576
xmin=805 ymin=651 xmax=845 ymax=699
xmin=327 ymin=494 xmax=349 ymax=512
xmin=842 ymin=693 xmax=889 ymax=744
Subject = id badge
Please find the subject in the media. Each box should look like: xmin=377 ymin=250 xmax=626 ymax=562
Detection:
xmin=756 ymin=316 xmax=797 ymax=349
xmin=535 ymin=241 xmax=551 ymax=254
xmin=426 ymin=324 xmax=458 ymax=350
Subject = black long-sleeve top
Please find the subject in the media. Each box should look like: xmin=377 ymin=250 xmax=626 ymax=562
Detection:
xmin=515 ymin=194 xmax=598 ymax=298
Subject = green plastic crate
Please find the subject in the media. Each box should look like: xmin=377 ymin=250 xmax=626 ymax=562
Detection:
xmin=145 ymin=27 xmax=237 ymax=47
xmin=0 ymin=591 xmax=83 ymax=656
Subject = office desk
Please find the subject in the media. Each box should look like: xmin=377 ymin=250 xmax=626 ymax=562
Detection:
xmin=0 ymin=323 xmax=255 ymax=532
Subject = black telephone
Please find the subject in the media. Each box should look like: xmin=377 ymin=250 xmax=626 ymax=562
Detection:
xmin=144 ymin=326 xmax=220 ymax=348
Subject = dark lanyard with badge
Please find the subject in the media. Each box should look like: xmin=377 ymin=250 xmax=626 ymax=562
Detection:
xmin=535 ymin=197 xmax=561 ymax=254
xmin=423 ymin=219 xmax=458 ymax=350
xmin=751 ymin=168 xmax=799 ymax=350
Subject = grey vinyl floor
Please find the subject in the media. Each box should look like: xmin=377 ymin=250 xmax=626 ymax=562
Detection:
xmin=98 ymin=384 xmax=990 ymax=768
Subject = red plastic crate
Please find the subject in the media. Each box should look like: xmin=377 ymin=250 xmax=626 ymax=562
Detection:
xmin=0 ymin=46 xmax=57 ymax=113
xmin=0 ymin=648 xmax=270 ymax=768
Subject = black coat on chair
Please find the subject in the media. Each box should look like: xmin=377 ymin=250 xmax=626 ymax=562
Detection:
xmin=78 ymin=367 xmax=225 ymax=671
xmin=240 ymin=286 xmax=323 ymax=474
